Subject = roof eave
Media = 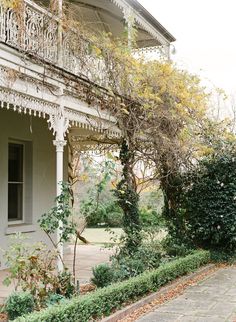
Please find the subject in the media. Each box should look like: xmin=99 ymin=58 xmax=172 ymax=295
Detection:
xmin=127 ymin=0 xmax=176 ymax=43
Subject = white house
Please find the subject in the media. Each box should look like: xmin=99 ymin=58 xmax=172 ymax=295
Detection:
xmin=0 ymin=0 xmax=175 ymax=269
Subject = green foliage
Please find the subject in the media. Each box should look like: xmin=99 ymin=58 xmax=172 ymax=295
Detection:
xmin=135 ymin=242 xmax=162 ymax=269
xmin=55 ymin=271 xmax=76 ymax=299
xmin=182 ymin=151 xmax=236 ymax=251
xmin=2 ymin=234 xmax=75 ymax=309
xmin=111 ymin=257 xmax=145 ymax=282
xmin=140 ymin=207 xmax=164 ymax=227
xmin=3 ymin=234 xmax=58 ymax=308
xmin=115 ymin=140 xmax=142 ymax=254
xmin=45 ymin=294 xmax=65 ymax=307
xmin=209 ymin=250 xmax=236 ymax=263
xmin=139 ymin=190 xmax=164 ymax=211
xmin=92 ymin=242 xmax=162 ymax=288
xmin=38 ymin=182 xmax=76 ymax=245
xmin=91 ymin=264 xmax=114 ymax=288
xmin=161 ymin=235 xmax=194 ymax=257
xmin=85 ymin=201 xmax=123 ymax=228
xmin=5 ymin=291 xmax=35 ymax=320
xmin=80 ymin=161 xmax=122 ymax=227
xmin=14 ymin=251 xmax=210 ymax=322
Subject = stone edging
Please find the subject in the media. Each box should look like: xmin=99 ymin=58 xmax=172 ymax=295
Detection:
xmin=101 ymin=264 xmax=216 ymax=322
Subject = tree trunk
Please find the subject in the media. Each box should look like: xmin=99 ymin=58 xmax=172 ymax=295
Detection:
xmin=115 ymin=139 xmax=141 ymax=254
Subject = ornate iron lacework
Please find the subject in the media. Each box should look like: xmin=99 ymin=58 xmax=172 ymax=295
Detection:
xmin=64 ymin=107 xmax=121 ymax=138
xmin=0 ymin=86 xmax=58 ymax=117
xmin=0 ymin=0 xmax=108 ymax=86
xmin=0 ymin=86 xmax=121 ymax=137
xmin=0 ymin=0 xmax=169 ymax=89
xmin=0 ymin=1 xmax=58 ymax=63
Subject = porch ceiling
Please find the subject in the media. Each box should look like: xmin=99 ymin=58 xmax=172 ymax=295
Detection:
xmin=68 ymin=126 xmax=121 ymax=150
xmin=34 ymin=0 xmax=175 ymax=48
xmin=68 ymin=0 xmax=164 ymax=48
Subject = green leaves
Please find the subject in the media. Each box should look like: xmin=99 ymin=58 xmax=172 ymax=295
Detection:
xmin=179 ymin=149 xmax=236 ymax=250
xmin=38 ymin=182 xmax=76 ymax=245
xmin=13 ymin=251 xmax=210 ymax=322
xmin=114 ymin=139 xmax=142 ymax=254
xmin=5 ymin=291 xmax=35 ymax=320
xmin=80 ymin=160 xmax=119 ymax=227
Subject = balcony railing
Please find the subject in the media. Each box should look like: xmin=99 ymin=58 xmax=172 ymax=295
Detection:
xmin=0 ymin=0 xmax=107 ymax=87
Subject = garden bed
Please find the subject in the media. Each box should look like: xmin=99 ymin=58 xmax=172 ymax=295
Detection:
xmin=13 ymin=250 xmax=210 ymax=322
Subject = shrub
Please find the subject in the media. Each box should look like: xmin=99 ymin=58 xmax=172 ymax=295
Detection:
xmin=92 ymin=242 xmax=162 ymax=288
xmin=105 ymin=205 xmax=123 ymax=227
xmin=45 ymin=294 xmax=65 ymax=307
xmin=14 ymin=251 xmax=210 ymax=322
xmin=91 ymin=263 xmax=114 ymax=288
xmin=162 ymin=235 xmax=194 ymax=257
xmin=3 ymin=234 xmax=75 ymax=309
xmin=135 ymin=242 xmax=162 ymax=269
xmin=210 ymin=250 xmax=236 ymax=263
xmin=5 ymin=291 xmax=35 ymax=320
xmin=84 ymin=201 xmax=123 ymax=228
xmin=3 ymin=235 xmax=58 ymax=309
xmin=182 ymin=152 xmax=236 ymax=251
xmin=112 ymin=257 xmax=145 ymax=282
xmin=55 ymin=271 xmax=76 ymax=299
xmin=140 ymin=207 xmax=164 ymax=227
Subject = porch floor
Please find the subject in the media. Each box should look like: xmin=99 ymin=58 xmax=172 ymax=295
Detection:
xmin=0 ymin=244 xmax=113 ymax=303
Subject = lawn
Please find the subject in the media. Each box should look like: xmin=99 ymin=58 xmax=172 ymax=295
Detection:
xmin=79 ymin=228 xmax=123 ymax=244
xmin=79 ymin=228 xmax=167 ymax=245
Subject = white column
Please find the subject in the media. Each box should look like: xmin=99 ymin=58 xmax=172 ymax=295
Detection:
xmin=164 ymin=44 xmax=171 ymax=60
xmin=48 ymin=91 xmax=70 ymax=272
xmin=123 ymin=8 xmax=135 ymax=49
xmin=53 ymin=137 xmax=66 ymax=273
xmin=127 ymin=19 xmax=133 ymax=49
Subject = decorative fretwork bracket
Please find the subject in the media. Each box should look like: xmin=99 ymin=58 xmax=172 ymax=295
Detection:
xmin=48 ymin=112 xmax=70 ymax=150
xmin=47 ymin=98 xmax=71 ymax=151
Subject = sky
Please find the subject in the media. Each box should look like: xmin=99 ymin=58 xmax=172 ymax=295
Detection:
xmin=138 ymin=0 xmax=236 ymax=95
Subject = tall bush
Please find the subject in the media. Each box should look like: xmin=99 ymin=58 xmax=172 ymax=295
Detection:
xmin=182 ymin=151 xmax=236 ymax=250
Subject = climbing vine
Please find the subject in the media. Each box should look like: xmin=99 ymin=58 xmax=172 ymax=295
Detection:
xmin=115 ymin=139 xmax=141 ymax=253
xmin=3 ymin=0 xmax=232 ymax=255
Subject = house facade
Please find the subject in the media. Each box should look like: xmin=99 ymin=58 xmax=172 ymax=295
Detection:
xmin=0 ymin=0 xmax=175 ymax=269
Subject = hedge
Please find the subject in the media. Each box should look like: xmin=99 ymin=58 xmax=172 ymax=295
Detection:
xmin=14 ymin=250 xmax=210 ymax=322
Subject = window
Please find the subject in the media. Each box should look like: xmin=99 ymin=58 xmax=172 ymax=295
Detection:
xmin=8 ymin=143 xmax=24 ymax=222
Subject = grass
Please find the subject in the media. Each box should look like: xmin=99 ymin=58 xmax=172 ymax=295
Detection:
xmin=78 ymin=228 xmax=167 ymax=245
xmin=78 ymin=228 xmax=123 ymax=244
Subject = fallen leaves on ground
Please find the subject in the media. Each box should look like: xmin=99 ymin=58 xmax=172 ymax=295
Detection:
xmin=80 ymin=283 xmax=96 ymax=295
xmin=118 ymin=264 xmax=227 ymax=322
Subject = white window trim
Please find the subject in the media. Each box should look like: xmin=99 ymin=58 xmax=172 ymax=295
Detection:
xmin=8 ymin=140 xmax=26 ymax=225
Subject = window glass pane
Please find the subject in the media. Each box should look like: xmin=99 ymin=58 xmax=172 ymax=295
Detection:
xmin=8 ymin=183 xmax=23 ymax=221
xmin=8 ymin=143 xmax=24 ymax=221
xmin=8 ymin=143 xmax=23 ymax=182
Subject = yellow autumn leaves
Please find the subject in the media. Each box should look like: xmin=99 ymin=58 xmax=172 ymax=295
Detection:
xmin=1 ymin=0 xmax=22 ymax=9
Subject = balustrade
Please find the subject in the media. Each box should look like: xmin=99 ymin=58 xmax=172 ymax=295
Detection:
xmin=0 ymin=0 xmax=107 ymax=87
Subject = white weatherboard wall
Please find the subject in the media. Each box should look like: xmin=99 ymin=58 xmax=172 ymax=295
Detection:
xmin=0 ymin=108 xmax=67 ymax=269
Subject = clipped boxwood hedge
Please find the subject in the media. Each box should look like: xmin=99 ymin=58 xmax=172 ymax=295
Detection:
xmin=14 ymin=250 xmax=210 ymax=322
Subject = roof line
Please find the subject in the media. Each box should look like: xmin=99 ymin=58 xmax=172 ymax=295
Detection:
xmin=127 ymin=0 xmax=176 ymax=42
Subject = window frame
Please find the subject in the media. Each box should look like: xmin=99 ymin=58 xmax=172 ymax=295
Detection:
xmin=8 ymin=140 xmax=25 ymax=225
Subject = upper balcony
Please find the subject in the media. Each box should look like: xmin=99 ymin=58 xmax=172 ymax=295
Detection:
xmin=0 ymin=0 xmax=175 ymax=88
